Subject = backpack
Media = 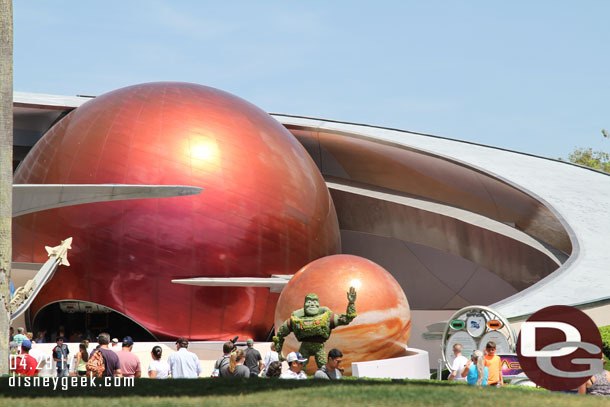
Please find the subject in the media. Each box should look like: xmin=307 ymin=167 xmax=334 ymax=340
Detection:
xmin=86 ymin=349 xmax=106 ymax=378
xmin=211 ymin=355 xmax=230 ymax=378
xmin=320 ymin=365 xmax=331 ymax=379
xmin=317 ymin=365 xmax=340 ymax=379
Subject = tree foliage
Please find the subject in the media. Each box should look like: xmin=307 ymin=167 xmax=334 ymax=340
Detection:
xmin=564 ymin=129 xmax=610 ymax=173
xmin=600 ymin=325 xmax=610 ymax=362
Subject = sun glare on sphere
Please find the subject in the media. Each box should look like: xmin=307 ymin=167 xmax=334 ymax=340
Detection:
xmin=349 ymin=279 xmax=362 ymax=290
xmin=191 ymin=143 xmax=215 ymax=161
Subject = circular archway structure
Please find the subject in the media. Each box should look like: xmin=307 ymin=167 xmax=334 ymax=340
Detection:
xmin=32 ymin=300 xmax=157 ymax=342
xmin=441 ymin=305 xmax=516 ymax=371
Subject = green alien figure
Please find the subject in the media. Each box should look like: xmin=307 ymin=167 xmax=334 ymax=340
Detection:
xmin=273 ymin=287 xmax=357 ymax=369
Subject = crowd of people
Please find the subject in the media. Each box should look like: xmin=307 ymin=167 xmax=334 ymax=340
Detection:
xmin=8 ymin=327 xmax=344 ymax=381
xmin=210 ymin=339 xmax=343 ymax=380
xmin=8 ymin=328 xmax=609 ymax=394
xmin=9 ymin=325 xmax=96 ymax=344
xmin=447 ymin=341 xmax=610 ymax=395
xmin=447 ymin=342 xmax=499 ymax=386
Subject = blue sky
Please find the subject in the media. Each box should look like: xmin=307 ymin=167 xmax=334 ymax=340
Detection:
xmin=13 ymin=1 xmax=610 ymax=158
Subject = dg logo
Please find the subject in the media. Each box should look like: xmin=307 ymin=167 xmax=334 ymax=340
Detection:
xmin=517 ymin=305 xmax=603 ymax=391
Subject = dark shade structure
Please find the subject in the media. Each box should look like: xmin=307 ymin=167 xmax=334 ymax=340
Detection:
xmin=12 ymin=82 xmax=340 ymax=340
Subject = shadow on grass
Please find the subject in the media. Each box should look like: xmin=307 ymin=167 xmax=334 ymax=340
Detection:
xmin=0 ymin=376 xmax=472 ymax=398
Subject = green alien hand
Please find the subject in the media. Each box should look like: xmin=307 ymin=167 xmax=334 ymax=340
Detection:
xmin=347 ymin=286 xmax=357 ymax=303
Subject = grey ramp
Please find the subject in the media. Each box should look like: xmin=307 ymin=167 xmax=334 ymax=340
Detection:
xmin=274 ymin=115 xmax=610 ymax=319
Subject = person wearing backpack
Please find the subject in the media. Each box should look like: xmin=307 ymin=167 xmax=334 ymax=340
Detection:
xmin=52 ymin=337 xmax=70 ymax=377
xmin=212 ymin=341 xmax=234 ymax=377
xmin=222 ymin=349 xmax=250 ymax=378
xmin=313 ymin=349 xmax=343 ymax=380
xmin=87 ymin=333 xmax=122 ymax=377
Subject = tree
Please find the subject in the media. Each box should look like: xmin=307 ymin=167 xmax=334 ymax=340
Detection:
xmin=0 ymin=0 xmax=13 ymax=376
xmin=564 ymin=129 xmax=610 ymax=174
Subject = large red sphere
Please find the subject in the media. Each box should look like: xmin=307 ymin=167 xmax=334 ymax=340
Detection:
xmin=274 ymin=254 xmax=411 ymax=375
xmin=13 ymin=82 xmax=340 ymax=340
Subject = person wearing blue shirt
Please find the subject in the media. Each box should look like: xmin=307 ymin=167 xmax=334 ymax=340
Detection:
xmin=461 ymin=350 xmax=488 ymax=386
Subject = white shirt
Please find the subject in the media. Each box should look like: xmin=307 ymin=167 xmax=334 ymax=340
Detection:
xmin=280 ymin=369 xmax=307 ymax=380
xmin=451 ymin=355 xmax=468 ymax=382
xmin=168 ymin=348 xmax=202 ymax=378
xmin=261 ymin=350 xmax=279 ymax=375
xmin=148 ymin=359 xmax=171 ymax=379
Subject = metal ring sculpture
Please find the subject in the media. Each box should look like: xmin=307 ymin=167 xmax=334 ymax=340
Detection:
xmin=441 ymin=305 xmax=516 ymax=371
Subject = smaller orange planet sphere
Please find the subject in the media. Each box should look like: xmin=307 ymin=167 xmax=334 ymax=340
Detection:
xmin=274 ymin=254 xmax=411 ymax=375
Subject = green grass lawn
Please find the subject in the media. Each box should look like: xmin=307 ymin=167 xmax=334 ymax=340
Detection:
xmin=2 ymin=377 xmax=610 ymax=407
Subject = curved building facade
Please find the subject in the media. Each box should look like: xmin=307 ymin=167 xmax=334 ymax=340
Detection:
xmin=10 ymin=84 xmax=610 ymax=343
xmin=273 ymin=115 xmax=610 ymax=321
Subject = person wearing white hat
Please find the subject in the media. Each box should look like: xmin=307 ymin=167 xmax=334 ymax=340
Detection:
xmin=279 ymin=352 xmax=308 ymax=380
